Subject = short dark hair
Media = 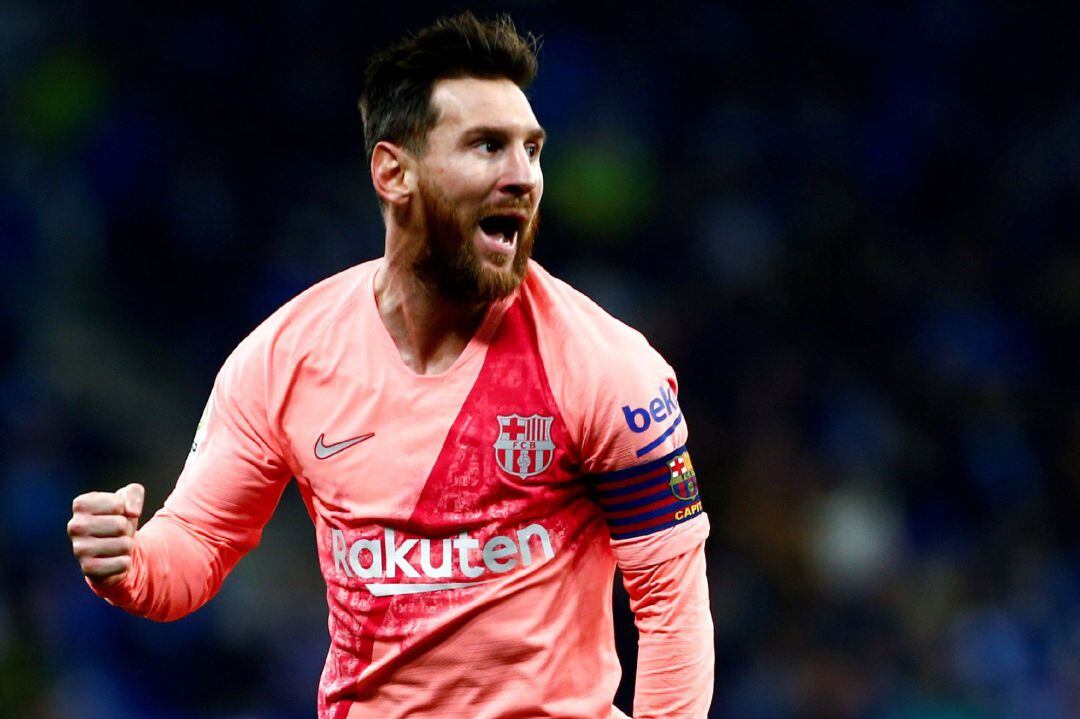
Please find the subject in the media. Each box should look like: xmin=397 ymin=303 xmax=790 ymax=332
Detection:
xmin=359 ymin=12 xmax=539 ymax=164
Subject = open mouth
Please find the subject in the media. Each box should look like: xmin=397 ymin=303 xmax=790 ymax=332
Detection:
xmin=477 ymin=213 xmax=524 ymax=256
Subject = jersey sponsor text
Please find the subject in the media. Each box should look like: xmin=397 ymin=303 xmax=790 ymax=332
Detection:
xmin=331 ymin=524 xmax=556 ymax=595
xmin=621 ymin=385 xmax=679 ymax=433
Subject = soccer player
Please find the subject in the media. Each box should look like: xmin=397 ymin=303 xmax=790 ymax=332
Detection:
xmin=67 ymin=13 xmax=713 ymax=718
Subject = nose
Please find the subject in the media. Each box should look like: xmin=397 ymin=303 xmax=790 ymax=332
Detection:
xmin=499 ymin=144 xmax=539 ymax=198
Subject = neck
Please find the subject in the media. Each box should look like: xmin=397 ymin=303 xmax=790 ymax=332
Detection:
xmin=374 ymin=242 xmax=490 ymax=376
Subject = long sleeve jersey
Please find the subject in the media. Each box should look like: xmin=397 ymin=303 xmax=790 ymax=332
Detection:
xmin=94 ymin=259 xmax=714 ymax=718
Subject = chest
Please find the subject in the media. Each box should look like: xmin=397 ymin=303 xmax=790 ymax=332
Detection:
xmin=281 ymin=307 xmax=582 ymax=530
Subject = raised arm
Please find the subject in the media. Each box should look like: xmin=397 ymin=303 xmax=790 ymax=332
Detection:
xmin=68 ymin=323 xmax=294 ymax=621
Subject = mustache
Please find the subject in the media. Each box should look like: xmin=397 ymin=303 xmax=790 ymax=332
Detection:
xmin=474 ymin=201 xmax=534 ymax=217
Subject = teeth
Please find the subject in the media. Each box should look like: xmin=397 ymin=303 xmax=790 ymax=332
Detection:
xmin=484 ymin=228 xmax=514 ymax=244
xmin=478 ymin=216 xmax=519 ymax=250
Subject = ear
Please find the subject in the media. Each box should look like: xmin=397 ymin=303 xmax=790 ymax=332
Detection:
xmin=371 ymin=141 xmax=414 ymax=207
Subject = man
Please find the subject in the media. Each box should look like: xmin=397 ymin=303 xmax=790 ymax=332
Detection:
xmin=67 ymin=13 xmax=713 ymax=718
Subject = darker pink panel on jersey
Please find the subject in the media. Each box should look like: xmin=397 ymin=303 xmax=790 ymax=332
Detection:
xmin=323 ymin=299 xmax=598 ymax=715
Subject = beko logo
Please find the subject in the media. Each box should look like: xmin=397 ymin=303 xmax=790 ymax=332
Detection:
xmin=331 ymin=524 xmax=555 ymax=596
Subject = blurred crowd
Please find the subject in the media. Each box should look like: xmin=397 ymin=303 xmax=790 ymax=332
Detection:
xmin=2 ymin=1 xmax=1078 ymax=717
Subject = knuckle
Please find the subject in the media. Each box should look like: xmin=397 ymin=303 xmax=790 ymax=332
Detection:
xmin=105 ymin=558 xmax=130 ymax=578
xmin=85 ymin=557 xmax=122 ymax=578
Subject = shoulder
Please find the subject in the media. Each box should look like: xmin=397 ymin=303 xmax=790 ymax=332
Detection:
xmin=206 ymin=260 xmax=379 ymax=444
xmin=518 ymin=261 xmax=683 ymax=473
xmin=232 ymin=260 xmax=378 ymax=365
xmin=519 ymin=260 xmax=668 ymax=371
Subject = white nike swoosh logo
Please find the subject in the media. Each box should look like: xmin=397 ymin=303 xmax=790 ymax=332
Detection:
xmin=365 ymin=580 xmax=493 ymax=597
xmin=314 ymin=432 xmax=375 ymax=460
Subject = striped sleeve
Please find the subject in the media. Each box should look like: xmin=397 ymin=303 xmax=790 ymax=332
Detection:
xmin=593 ymin=445 xmax=705 ymax=540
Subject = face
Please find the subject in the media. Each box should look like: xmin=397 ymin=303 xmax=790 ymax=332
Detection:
xmin=410 ymin=77 xmax=545 ymax=302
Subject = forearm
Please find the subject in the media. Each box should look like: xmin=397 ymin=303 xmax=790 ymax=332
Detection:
xmin=621 ymin=542 xmax=714 ymax=719
xmin=89 ymin=512 xmax=244 ymax=622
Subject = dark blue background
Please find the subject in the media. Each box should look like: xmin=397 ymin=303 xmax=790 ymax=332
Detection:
xmin=2 ymin=1 xmax=1078 ymax=717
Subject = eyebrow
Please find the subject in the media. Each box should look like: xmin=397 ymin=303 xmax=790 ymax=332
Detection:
xmin=461 ymin=124 xmax=547 ymax=143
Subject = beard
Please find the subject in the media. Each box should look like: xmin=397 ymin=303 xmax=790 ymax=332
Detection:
xmin=411 ymin=177 xmax=537 ymax=303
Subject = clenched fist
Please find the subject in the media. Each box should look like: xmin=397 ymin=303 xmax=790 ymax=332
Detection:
xmin=67 ymin=483 xmax=145 ymax=587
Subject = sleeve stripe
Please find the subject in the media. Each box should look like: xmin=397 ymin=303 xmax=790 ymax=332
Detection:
xmin=611 ymin=516 xmax=679 ymax=538
xmin=594 ymin=466 xmax=669 ymax=492
xmin=608 ymin=509 xmax=695 ymax=538
xmin=610 ymin=512 xmax=702 ymax=540
xmin=634 ymin=412 xmax=683 ymax=457
xmin=594 ymin=468 xmax=670 ymax=498
xmin=597 ymin=488 xmax=673 ymax=514
xmin=591 ymin=445 xmax=702 ymax=541
xmin=594 ymin=445 xmax=686 ymax=484
xmin=606 ymin=499 xmax=692 ymax=526
xmin=604 ymin=495 xmax=679 ymax=520
xmin=597 ymin=482 xmax=670 ymax=506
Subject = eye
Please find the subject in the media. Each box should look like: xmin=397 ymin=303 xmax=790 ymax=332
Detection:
xmin=525 ymin=143 xmax=541 ymax=158
xmin=478 ymin=139 xmax=503 ymax=154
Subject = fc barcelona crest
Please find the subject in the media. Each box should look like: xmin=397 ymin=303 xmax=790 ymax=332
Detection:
xmin=668 ymin=451 xmax=699 ymax=501
xmin=494 ymin=414 xmax=555 ymax=479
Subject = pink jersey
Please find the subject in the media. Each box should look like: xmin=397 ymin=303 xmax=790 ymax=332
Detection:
xmin=93 ymin=259 xmax=713 ymax=718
